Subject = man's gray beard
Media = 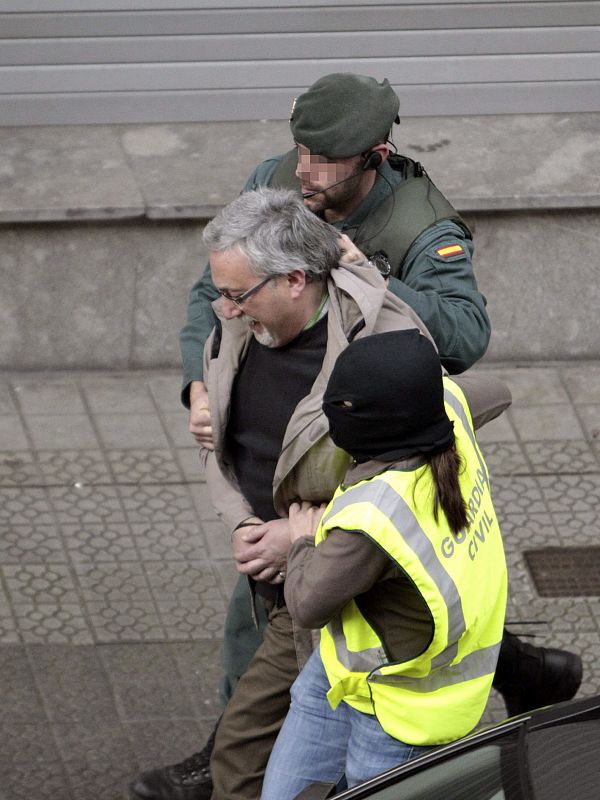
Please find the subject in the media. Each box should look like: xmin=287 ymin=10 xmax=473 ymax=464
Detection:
xmin=241 ymin=315 xmax=275 ymax=348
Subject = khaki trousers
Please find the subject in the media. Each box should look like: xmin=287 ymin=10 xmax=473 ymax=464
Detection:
xmin=210 ymin=603 xmax=301 ymax=800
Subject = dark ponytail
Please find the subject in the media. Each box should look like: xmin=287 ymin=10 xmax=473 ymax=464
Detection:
xmin=428 ymin=447 xmax=468 ymax=535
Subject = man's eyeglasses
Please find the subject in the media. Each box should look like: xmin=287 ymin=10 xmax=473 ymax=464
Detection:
xmin=217 ymin=275 xmax=276 ymax=309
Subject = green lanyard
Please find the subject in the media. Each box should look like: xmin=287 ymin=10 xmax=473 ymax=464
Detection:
xmin=303 ymin=292 xmax=329 ymax=331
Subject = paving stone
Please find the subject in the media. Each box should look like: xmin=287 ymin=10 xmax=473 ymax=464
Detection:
xmin=0 ymin=487 xmax=55 ymax=525
xmin=0 ymin=600 xmax=19 ymax=643
xmin=99 ymin=643 xmax=197 ymax=720
xmin=585 ymin=600 xmax=600 ymax=635
xmin=3 ymin=563 xmax=80 ymax=605
xmin=80 ymin=376 xmax=156 ymax=414
xmin=117 ymin=484 xmax=197 ymax=523
xmin=107 ymin=448 xmax=183 ymax=484
xmin=511 ymin=404 xmax=585 ymax=441
xmin=491 ymin=475 xmax=548 ymax=515
xmin=55 ymin=720 xmax=138 ymax=800
xmin=125 ymin=718 xmax=210 ymax=771
xmin=0 ymin=417 xmax=28 ymax=450
xmin=0 ymin=720 xmax=63 ymax=763
xmin=28 ymin=645 xmax=120 ymax=722
xmin=25 ymin=414 xmax=100 ymax=450
xmin=524 ymin=440 xmax=598 ymax=474
xmin=36 ymin=449 xmax=112 ymax=487
xmin=131 ymin=521 xmax=206 ymax=561
xmin=95 ymin=413 xmax=170 ymax=450
xmin=145 ymin=560 xmax=223 ymax=604
xmin=14 ymin=605 xmax=92 ymax=645
xmin=158 ymin=601 xmax=226 ymax=640
xmin=496 ymin=511 xmax=560 ymax=551
xmin=0 ymin=646 xmax=46 ymax=721
xmin=0 ymin=524 xmax=65 ymax=564
xmin=86 ymin=602 xmax=165 ymax=642
xmin=12 ymin=378 xmax=86 ymax=415
xmin=0 ymin=451 xmax=40 ymax=486
xmin=0 ymin=380 xmax=17 ymax=414
xmin=552 ymin=512 xmax=598 ymax=545
xmin=147 ymin=373 xmax=185 ymax=412
xmin=480 ymin=441 xmax=529 ymax=477
xmin=561 ymin=364 xmax=600 ymax=404
xmin=537 ymin=473 xmax=600 ymax=514
xmin=48 ymin=485 xmax=126 ymax=524
xmin=166 ymin=641 xmax=223 ymax=722
xmin=161 ymin=410 xmax=195 ymax=448
xmin=576 ymin=404 xmax=600 ymax=441
xmin=491 ymin=367 xmax=570 ymax=404
xmin=74 ymin=562 xmax=153 ymax=604
xmin=0 ymin=759 xmax=74 ymax=800
xmin=63 ymin=523 xmax=138 ymax=562
xmin=471 ymin=411 xmax=517 ymax=443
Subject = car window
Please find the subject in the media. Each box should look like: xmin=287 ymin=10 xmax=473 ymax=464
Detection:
xmin=528 ymin=720 xmax=600 ymax=800
xmin=362 ymin=734 xmax=522 ymax=800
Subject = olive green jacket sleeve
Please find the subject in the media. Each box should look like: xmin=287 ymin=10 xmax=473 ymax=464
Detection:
xmin=389 ymin=220 xmax=491 ymax=375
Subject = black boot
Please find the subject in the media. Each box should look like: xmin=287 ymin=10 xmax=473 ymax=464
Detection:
xmin=493 ymin=631 xmax=583 ymax=717
xmin=129 ymin=723 xmax=216 ymax=800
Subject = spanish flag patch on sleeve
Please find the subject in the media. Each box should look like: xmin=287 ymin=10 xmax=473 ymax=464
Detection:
xmin=435 ymin=243 xmax=465 ymax=258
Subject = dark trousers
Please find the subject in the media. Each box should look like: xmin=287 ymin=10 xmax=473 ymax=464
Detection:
xmin=211 ymin=600 xmax=300 ymax=800
xmin=219 ymin=574 xmax=269 ymax=707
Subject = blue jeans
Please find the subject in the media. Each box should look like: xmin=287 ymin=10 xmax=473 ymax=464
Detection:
xmin=261 ymin=649 xmax=430 ymax=800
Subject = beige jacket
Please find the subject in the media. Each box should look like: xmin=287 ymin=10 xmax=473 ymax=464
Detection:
xmin=203 ymin=258 xmax=434 ymax=532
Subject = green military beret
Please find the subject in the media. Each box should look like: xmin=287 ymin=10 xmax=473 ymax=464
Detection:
xmin=290 ymin=73 xmax=400 ymax=158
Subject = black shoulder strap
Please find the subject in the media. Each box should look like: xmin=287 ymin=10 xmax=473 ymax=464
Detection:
xmin=344 ymin=155 xmax=471 ymax=272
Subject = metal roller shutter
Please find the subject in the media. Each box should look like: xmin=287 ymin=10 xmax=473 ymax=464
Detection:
xmin=1 ymin=0 xmax=599 ymax=125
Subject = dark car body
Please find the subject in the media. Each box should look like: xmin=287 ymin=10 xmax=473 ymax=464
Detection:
xmin=295 ymin=695 xmax=600 ymax=800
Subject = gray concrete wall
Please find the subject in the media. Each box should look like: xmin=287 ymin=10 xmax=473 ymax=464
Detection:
xmin=0 ymin=220 xmax=204 ymax=371
xmin=1 ymin=115 xmax=599 ymax=371
xmin=469 ymin=209 xmax=599 ymax=362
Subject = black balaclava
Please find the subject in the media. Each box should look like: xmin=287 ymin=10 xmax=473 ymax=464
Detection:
xmin=323 ymin=330 xmax=455 ymax=463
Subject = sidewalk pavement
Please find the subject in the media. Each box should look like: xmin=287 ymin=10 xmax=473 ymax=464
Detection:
xmin=1 ymin=361 xmax=600 ymax=800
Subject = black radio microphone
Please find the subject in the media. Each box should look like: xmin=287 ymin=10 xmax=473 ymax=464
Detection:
xmin=302 ymin=152 xmax=382 ymax=198
xmin=301 ymin=171 xmax=361 ymax=199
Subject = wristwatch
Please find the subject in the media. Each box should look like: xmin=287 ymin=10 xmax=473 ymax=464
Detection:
xmin=368 ymin=250 xmax=392 ymax=278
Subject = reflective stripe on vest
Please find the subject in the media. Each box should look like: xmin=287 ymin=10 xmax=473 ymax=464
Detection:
xmin=321 ymin=478 xmax=467 ymax=671
xmin=369 ymin=641 xmax=501 ymax=693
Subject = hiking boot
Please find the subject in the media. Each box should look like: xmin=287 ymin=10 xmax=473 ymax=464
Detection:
xmin=494 ymin=631 xmax=583 ymax=717
xmin=129 ymin=725 xmax=216 ymax=800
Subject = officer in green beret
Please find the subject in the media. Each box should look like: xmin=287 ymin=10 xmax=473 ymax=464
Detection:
xmin=130 ymin=73 xmax=581 ymax=800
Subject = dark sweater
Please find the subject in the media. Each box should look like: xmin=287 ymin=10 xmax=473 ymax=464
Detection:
xmin=227 ymin=315 xmax=328 ymax=521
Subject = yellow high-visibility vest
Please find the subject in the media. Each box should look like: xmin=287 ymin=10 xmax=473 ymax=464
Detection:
xmin=317 ymin=378 xmax=507 ymax=745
